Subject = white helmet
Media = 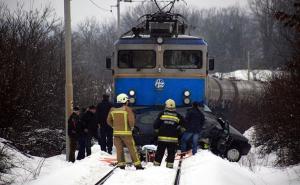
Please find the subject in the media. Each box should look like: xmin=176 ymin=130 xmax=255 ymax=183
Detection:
xmin=117 ymin=93 xmax=129 ymax=103
xmin=165 ymin=99 xmax=176 ymax=109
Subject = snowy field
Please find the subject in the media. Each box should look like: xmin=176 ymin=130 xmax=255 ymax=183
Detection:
xmin=1 ymin=134 xmax=300 ymax=185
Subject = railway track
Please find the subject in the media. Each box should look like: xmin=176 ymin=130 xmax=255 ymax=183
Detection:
xmin=94 ymin=166 xmax=118 ymax=185
xmin=94 ymin=156 xmax=185 ymax=185
xmin=173 ymin=154 xmax=184 ymax=185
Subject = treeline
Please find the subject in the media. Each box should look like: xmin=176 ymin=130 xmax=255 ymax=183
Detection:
xmin=0 ymin=5 xmax=65 ymax=154
xmin=0 ymin=3 xmax=114 ymax=157
xmin=223 ymin=0 xmax=299 ymax=166
xmin=252 ymin=0 xmax=300 ymax=166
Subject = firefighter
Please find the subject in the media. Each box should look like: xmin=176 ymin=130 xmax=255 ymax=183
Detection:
xmin=153 ymin=99 xmax=185 ymax=168
xmin=107 ymin=93 xmax=144 ymax=170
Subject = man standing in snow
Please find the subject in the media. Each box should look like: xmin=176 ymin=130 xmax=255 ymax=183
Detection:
xmin=77 ymin=105 xmax=97 ymax=160
xmin=153 ymin=99 xmax=185 ymax=168
xmin=181 ymin=101 xmax=205 ymax=155
xmin=107 ymin=93 xmax=144 ymax=170
xmin=96 ymin=94 xmax=113 ymax=154
xmin=67 ymin=106 xmax=80 ymax=162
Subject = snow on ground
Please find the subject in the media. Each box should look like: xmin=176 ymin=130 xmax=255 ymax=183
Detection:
xmin=240 ymin=128 xmax=300 ymax=185
xmin=1 ymin=136 xmax=300 ymax=185
xmin=213 ymin=70 xmax=274 ymax=81
xmin=181 ymin=151 xmax=265 ymax=185
xmin=27 ymin=147 xmax=114 ymax=185
xmin=0 ymin=138 xmax=45 ymax=184
xmin=103 ymin=163 xmax=177 ymax=185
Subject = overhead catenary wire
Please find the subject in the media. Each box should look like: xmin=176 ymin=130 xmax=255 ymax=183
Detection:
xmin=88 ymin=0 xmax=112 ymax=12
xmin=129 ymin=0 xmax=174 ymax=2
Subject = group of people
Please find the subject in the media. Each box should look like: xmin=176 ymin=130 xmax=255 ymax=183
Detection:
xmin=67 ymin=94 xmax=113 ymax=163
xmin=67 ymin=93 xmax=205 ymax=170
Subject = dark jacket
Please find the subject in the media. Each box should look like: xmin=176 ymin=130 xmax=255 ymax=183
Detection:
xmin=184 ymin=107 xmax=205 ymax=133
xmin=79 ymin=110 xmax=98 ymax=137
xmin=67 ymin=112 xmax=80 ymax=138
xmin=153 ymin=110 xmax=185 ymax=143
xmin=96 ymin=100 xmax=113 ymax=128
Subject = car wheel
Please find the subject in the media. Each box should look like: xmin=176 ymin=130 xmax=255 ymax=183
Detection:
xmin=226 ymin=148 xmax=241 ymax=162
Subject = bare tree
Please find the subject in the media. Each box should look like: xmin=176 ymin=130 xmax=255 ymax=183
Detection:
xmin=0 ymin=3 xmax=65 ymax=156
xmin=72 ymin=18 xmax=117 ymax=107
xmin=251 ymin=0 xmax=300 ymax=166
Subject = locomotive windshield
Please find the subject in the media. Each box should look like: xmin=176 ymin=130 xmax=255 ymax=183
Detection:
xmin=163 ymin=50 xmax=203 ymax=69
xmin=118 ymin=50 xmax=156 ymax=69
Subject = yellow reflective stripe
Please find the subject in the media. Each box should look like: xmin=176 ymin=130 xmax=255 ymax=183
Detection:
xmin=113 ymin=131 xmax=132 ymax=135
xmin=131 ymin=138 xmax=141 ymax=165
xmin=160 ymin=115 xmax=179 ymax=123
xmin=111 ymin=112 xmax=115 ymax=121
xmin=158 ymin=136 xmax=178 ymax=141
xmin=124 ymin=113 xmax=128 ymax=131
xmin=134 ymin=161 xmax=141 ymax=166
xmin=111 ymin=110 xmax=127 ymax=114
xmin=158 ymin=136 xmax=178 ymax=142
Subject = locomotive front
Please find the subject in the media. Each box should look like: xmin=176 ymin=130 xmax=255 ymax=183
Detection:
xmin=113 ymin=35 xmax=208 ymax=107
xmin=106 ymin=12 xmax=214 ymax=145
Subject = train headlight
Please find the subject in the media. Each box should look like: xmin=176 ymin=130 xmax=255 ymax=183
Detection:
xmin=157 ymin=37 xmax=164 ymax=44
xmin=129 ymin=97 xmax=136 ymax=104
xmin=129 ymin=90 xmax=135 ymax=96
xmin=184 ymin=90 xmax=190 ymax=97
xmin=184 ymin=98 xmax=191 ymax=105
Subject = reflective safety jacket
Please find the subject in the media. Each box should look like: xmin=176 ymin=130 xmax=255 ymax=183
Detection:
xmin=107 ymin=105 xmax=135 ymax=136
xmin=153 ymin=110 xmax=185 ymax=143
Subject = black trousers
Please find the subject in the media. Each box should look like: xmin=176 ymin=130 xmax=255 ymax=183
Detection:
xmin=154 ymin=141 xmax=177 ymax=164
xmin=68 ymin=137 xmax=77 ymax=163
xmin=77 ymin=135 xmax=92 ymax=160
xmin=99 ymin=126 xmax=113 ymax=153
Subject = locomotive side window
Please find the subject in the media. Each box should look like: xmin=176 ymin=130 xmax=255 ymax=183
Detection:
xmin=118 ymin=50 xmax=156 ymax=69
xmin=163 ymin=50 xmax=202 ymax=69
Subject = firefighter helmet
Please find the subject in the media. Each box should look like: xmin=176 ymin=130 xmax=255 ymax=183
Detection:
xmin=165 ymin=99 xmax=176 ymax=109
xmin=117 ymin=93 xmax=129 ymax=103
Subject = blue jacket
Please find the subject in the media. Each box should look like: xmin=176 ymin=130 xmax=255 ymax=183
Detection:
xmin=184 ymin=107 xmax=205 ymax=133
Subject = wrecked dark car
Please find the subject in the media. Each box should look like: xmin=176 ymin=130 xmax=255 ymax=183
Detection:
xmin=133 ymin=105 xmax=251 ymax=162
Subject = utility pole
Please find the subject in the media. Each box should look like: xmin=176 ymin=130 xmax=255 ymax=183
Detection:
xmin=64 ymin=0 xmax=74 ymax=161
xmin=115 ymin=0 xmax=133 ymax=36
xmin=117 ymin=0 xmax=120 ymax=36
xmin=247 ymin=51 xmax=250 ymax=81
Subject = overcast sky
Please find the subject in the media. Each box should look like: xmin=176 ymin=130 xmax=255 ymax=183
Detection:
xmin=5 ymin=0 xmax=248 ymax=27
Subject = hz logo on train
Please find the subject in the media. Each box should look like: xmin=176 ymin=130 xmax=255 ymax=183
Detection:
xmin=155 ymin=79 xmax=165 ymax=90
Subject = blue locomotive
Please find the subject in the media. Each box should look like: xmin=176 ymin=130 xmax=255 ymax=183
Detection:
xmin=108 ymin=13 xmax=214 ymax=107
